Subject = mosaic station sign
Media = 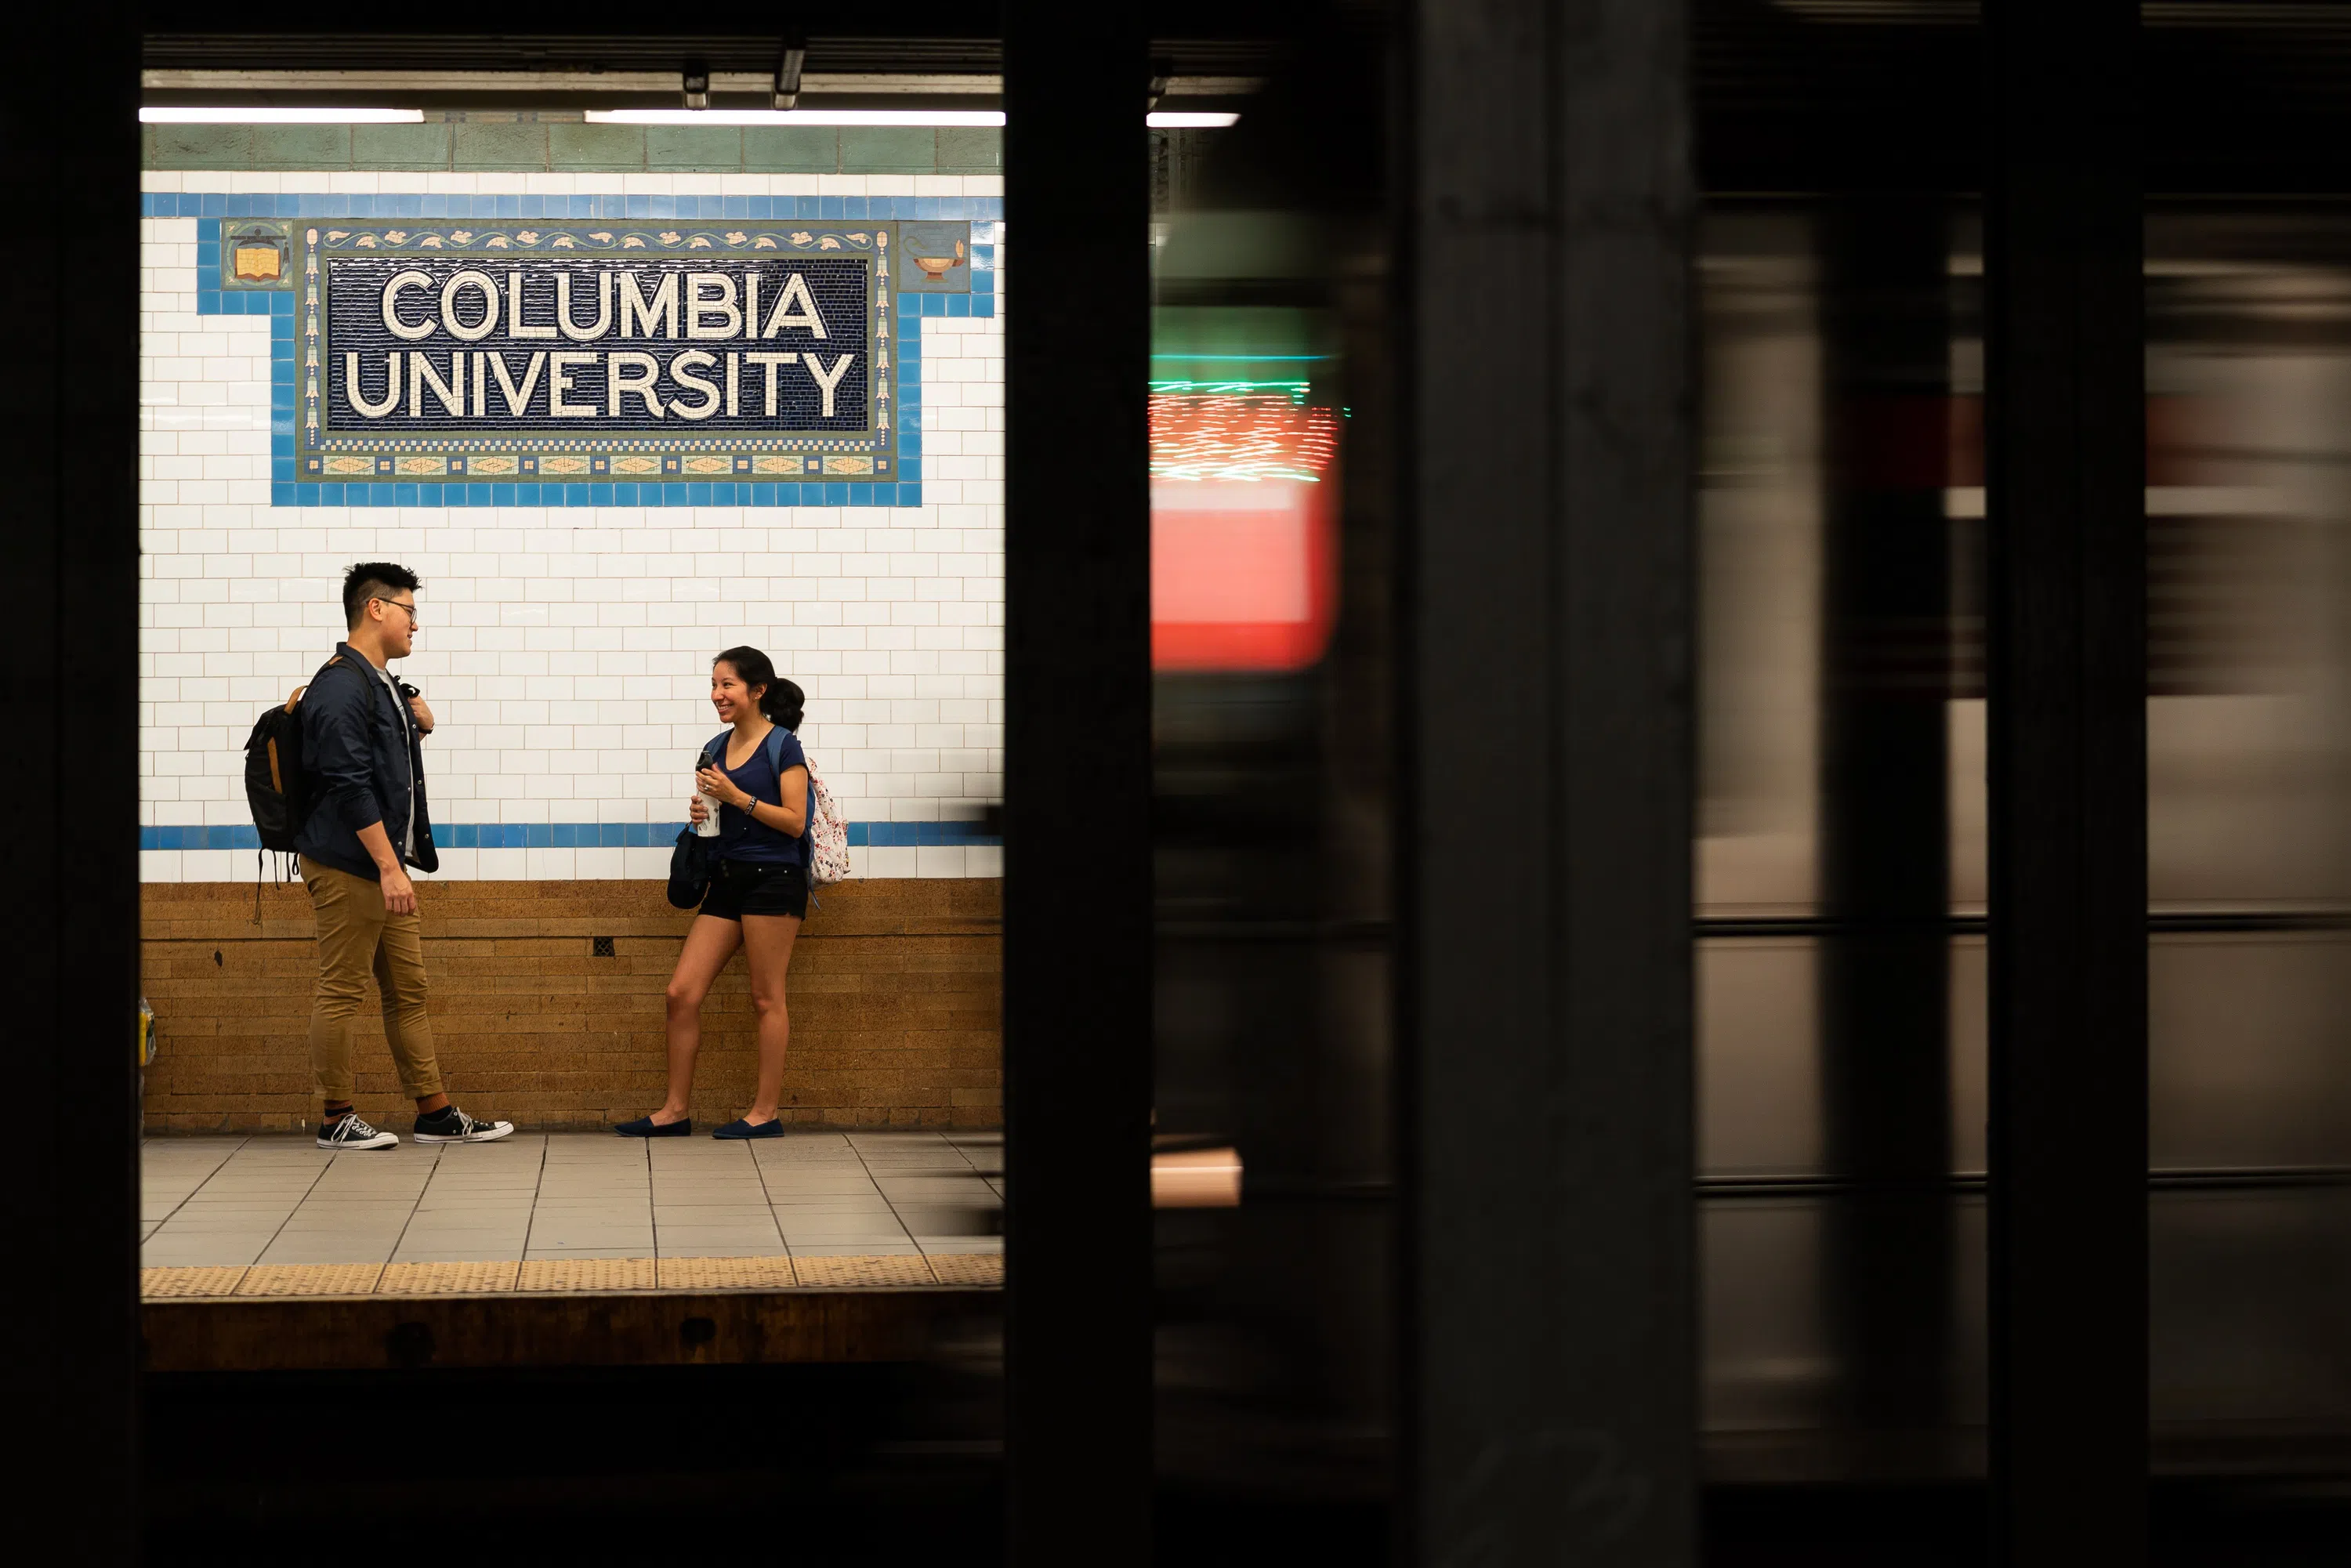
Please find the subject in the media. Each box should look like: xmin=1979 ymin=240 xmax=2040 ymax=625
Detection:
xmin=246 ymin=218 xmax=965 ymax=483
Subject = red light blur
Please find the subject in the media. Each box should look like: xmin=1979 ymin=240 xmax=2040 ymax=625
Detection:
xmin=1150 ymin=390 xmax=1339 ymax=672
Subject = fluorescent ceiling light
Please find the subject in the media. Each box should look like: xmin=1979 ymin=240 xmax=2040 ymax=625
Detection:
xmin=587 ymin=108 xmax=1004 ymax=127
xmin=584 ymin=108 xmax=1242 ymax=129
xmin=139 ymin=106 xmax=424 ymax=125
xmin=139 ymin=104 xmax=1240 ymax=130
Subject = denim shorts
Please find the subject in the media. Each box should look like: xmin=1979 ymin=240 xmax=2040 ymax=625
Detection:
xmin=700 ymin=858 xmax=808 ymax=921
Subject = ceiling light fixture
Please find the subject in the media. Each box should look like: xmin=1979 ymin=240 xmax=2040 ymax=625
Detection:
xmin=139 ymin=106 xmax=425 ymax=125
xmin=585 ymin=109 xmax=1241 ymax=129
xmin=586 ymin=107 xmax=1004 ymax=127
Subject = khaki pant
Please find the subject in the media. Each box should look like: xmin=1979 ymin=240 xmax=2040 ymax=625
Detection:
xmin=301 ymin=857 xmax=444 ymax=1103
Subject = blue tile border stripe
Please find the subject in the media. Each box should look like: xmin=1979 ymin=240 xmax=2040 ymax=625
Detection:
xmin=845 ymin=821 xmax=1001 ymax=848
xmin=142 ymin=821 xmax=999 ymax=852
xmin=160 ymin=194 xmax=1005 ymax=508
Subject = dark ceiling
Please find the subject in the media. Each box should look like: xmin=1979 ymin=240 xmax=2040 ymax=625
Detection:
xmin=139 ymin=2 xmax=2351 ymax=194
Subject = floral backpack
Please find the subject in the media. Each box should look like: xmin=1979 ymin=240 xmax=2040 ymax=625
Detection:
xmin=801 ymin=751 xmax=852 ymax=889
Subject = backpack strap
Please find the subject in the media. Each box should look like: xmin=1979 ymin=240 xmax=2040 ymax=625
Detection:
xmin=763 ymin=731 xmax=810 ymax=843
xmin=284 ymin=654 xmax=345 ymax=713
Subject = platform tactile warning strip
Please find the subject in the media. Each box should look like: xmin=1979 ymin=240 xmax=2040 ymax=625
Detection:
xmin=234 ymin=1263 xmax=386 ymax=1297
xmin=793 ymin=1254 xmax=943 ymax=1287
xmin=139 ymin=1253 xmax=998 ymax=1298
xmin=379 ymin=1261 xmax=520 ymax=1295
xmin=142 ymin=1266 xmax=248 ymax=1298
xmin=658 ymin=1255 xmax=798 ymax=1291
xmin=926 ymin=1253 xmax=1005 ymax=1287
xmin=514 ymin=1258 xmax=658 ymax=1293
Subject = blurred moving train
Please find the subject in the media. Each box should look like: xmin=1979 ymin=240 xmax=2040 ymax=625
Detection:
xmin=1700 ymin=205 xmax=2351 ymax=1483
xmin=1146 ymin=5 xmax=2351 ymax=1555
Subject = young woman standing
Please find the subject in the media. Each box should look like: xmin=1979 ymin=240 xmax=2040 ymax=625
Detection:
xmin=616 ymin=646 xmax=814 ymax=1139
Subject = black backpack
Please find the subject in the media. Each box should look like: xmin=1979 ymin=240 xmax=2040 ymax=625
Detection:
xmin=244 ymin=656 xmax=342 ymax=853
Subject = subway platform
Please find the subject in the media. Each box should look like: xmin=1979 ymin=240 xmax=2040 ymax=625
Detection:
xmin=139 ymin=1128 xmax=1003 ymax=1372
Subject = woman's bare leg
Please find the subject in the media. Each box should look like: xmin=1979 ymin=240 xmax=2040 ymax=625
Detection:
xmin=657 ymin=915 xmax=742 ymax=1124
xmin=737 ymin=912 xmax=803 ymax=1124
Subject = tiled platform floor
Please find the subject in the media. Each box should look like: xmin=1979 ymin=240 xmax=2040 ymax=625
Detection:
xmin=141 ymin=1130 xmax=1003 ymax=1271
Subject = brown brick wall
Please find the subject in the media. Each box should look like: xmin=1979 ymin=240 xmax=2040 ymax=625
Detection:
xmin=140 ymin=879 xmax=1001 ymax=1133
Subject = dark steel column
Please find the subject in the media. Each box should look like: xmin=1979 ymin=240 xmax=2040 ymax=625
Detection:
xmin=1405 ymin=0 xmax=1696 ymax=1561
xmin=1983 ymin=3 xmax=2148 ymax=1563
xmin=0 ymin=9 xmax=143 ymax=1555
xmin=1818 ymin=200 xmax=1957 ymax=1439
xmin=1000 ymin=7 xmax=1154 ymax=1562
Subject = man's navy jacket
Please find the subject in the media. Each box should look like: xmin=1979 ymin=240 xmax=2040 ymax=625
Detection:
xmin=292 ymin=642 xmax=440 ymax=880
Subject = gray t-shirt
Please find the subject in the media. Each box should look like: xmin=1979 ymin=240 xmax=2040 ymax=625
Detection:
xmin=371 ymin=663 xmax=417 ymax=863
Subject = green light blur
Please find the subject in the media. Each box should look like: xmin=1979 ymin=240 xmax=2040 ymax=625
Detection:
xmin=1149 ymin=380 xmax=1311 ymax=401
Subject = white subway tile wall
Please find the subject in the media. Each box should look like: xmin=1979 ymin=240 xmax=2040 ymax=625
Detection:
xmin=138 ymin=171 xmax=1004 ymax=882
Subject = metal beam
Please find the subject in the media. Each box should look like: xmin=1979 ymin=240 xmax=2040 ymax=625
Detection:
xmin=1000 ymin=5 xmax=1154 ymax=1562
xmin=1983 ymin=2 xmax=2149 ymax=1562
xmin=0 ymin=8 xmax=143 ymax=1558
xmin=1405 ymin=0 xmax=1697 ymax=1560
xmin=1817 ymin=197 xmax=1958 ymax=1439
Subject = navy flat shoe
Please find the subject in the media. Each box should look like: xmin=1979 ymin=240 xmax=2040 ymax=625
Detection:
xmin=614 ymin=1115 xmax=691 ymax=1137
xmin=712 ymin=1117 xmax=784 ymax=1140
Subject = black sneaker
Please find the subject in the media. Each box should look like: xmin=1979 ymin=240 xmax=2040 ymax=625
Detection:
xmin=317 ymin=1113 xmax=399 ymax=1151
xmin=412 ymin=1106 xmax=516 ymax=1144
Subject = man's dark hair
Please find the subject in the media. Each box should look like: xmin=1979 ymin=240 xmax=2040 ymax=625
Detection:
xmin=342 ymin=562 xmax=421 ymax=629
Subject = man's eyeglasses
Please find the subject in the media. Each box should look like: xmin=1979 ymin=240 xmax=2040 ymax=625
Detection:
xmin=375 ymin=598 xmax=419 ymax=625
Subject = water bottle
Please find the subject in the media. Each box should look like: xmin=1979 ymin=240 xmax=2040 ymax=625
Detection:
xmin=694 ymin=751 xmax=723 ymax=838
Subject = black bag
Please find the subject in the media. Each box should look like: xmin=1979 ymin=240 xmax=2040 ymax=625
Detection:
xmin=667 ymin=827 xmax=719 ymax=909
xmin=243 ymin=657 xmax=342 ymax=853
xmin=666 ymin=737 xmax=728 ymax=908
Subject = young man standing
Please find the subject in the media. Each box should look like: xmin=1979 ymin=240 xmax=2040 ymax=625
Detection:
xmin=295 ymin=563 xmax=512 ymax=1150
